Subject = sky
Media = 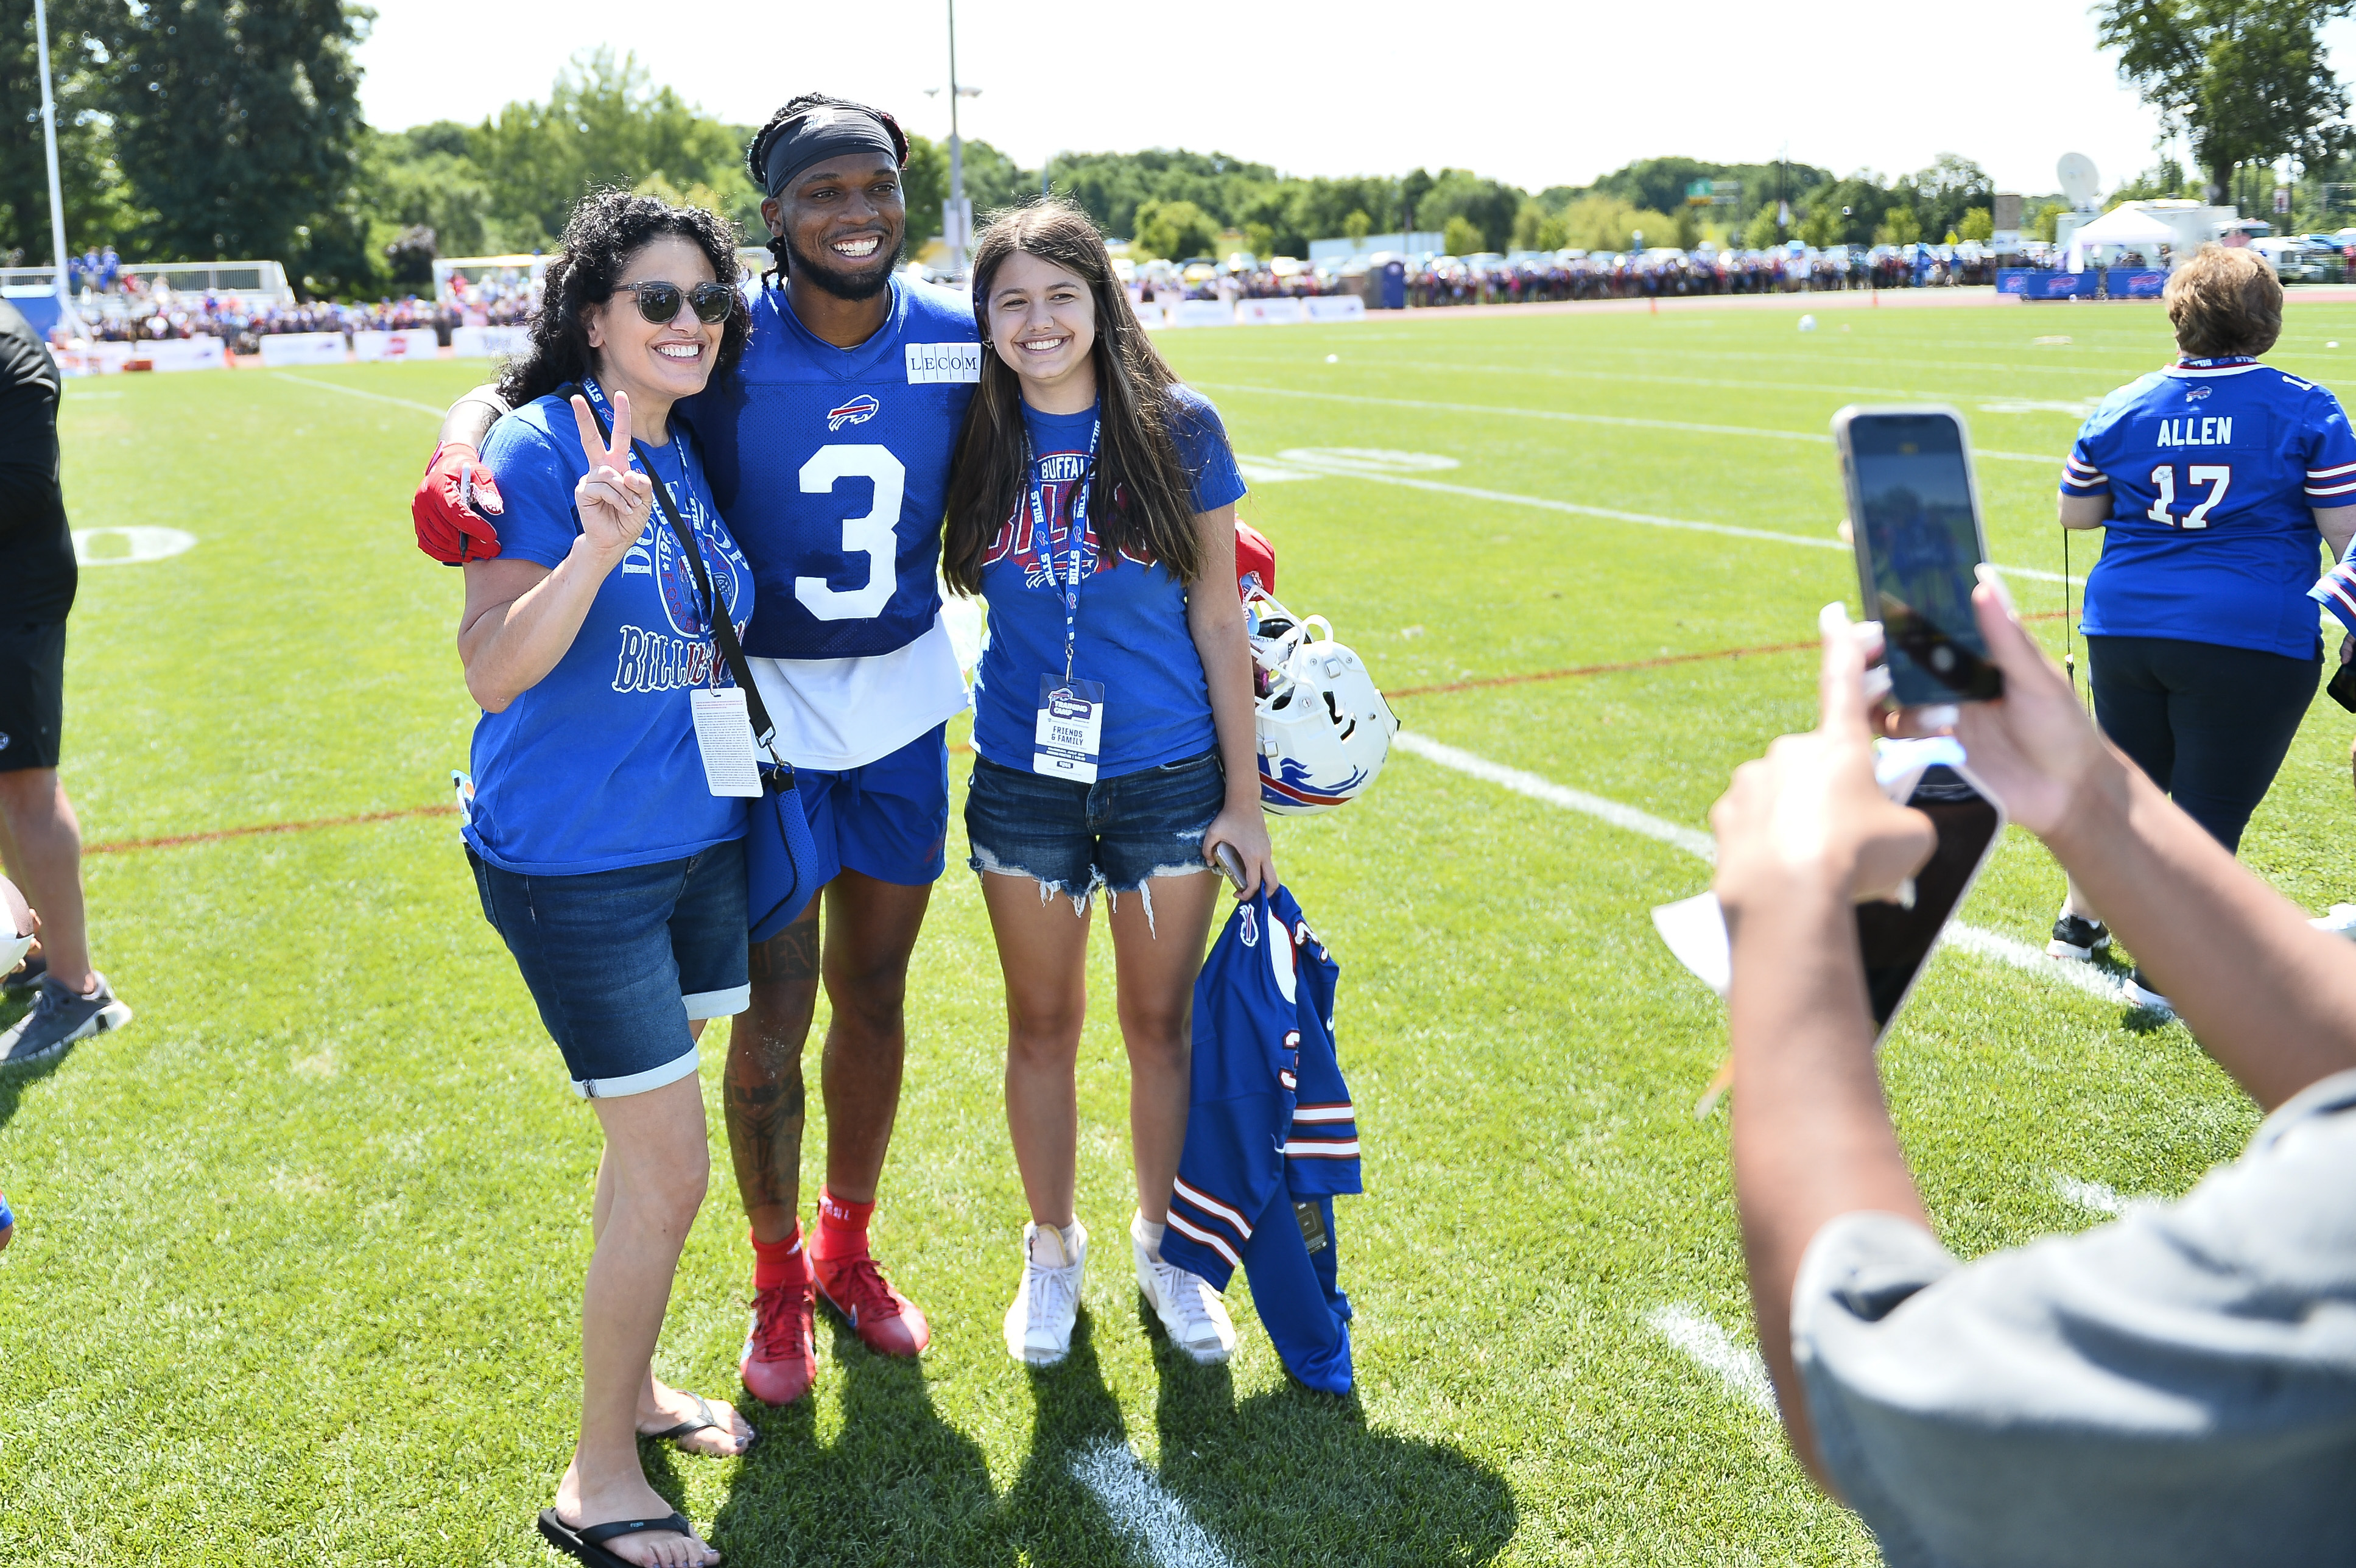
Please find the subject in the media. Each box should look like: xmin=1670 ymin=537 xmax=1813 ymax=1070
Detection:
xmin=354 ymin=2 xmax=2356 ymax=200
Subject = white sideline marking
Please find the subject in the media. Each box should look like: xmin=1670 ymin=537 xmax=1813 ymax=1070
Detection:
xmin=272 ymin=373 xmax=446 ymax=415
xmin=1394 ymin=733 xmax=1718 ymax=859
xmin=1201 ymin=379 xmax=2062 ymax=465
xmin=1257 ymin=457 xmax=2079 ymax=586
xmin=1646 ymin=1304 xmax=1778 ymax=1415
xmin=72 ymin=526 xmax=196 ymax=566
xmin=2051 ymin=1172 xmax=2153 ymax=1215
xmin=1393 ymin=733 xmax=2128 ymax=1005
xmin=1070 ymin=1438 xmax=1240 ymax=1568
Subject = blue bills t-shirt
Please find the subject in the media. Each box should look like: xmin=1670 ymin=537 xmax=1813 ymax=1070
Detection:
xmin=2065 ymin=356 xmax=2356 ymax=659
xmin=971 ymin=385 xmax=1247 ymax=779
xmin=465 ymin=389 xmax=754 ymax=874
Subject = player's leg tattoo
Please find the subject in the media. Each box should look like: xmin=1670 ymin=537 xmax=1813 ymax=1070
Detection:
xmin=728 ymin=907 xmax=821 ymax=1243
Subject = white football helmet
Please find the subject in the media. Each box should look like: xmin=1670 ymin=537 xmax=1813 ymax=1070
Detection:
xmin=1248 ymin=591 xmax=1401 ymax=814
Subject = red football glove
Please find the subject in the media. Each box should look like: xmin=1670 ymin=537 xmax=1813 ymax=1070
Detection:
xmin=1235 ymin=518 xmax=1276 ymax=602
xmin=412 ymin=442 xmax=505 ymax=563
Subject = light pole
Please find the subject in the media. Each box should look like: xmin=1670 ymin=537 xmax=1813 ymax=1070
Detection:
xmin=935 ymin=0 xmax=982 ymax=277
xmin=33 ymin=0 xmax=79 ymax=337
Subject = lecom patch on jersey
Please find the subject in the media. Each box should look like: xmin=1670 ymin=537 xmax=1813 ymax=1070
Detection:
xmin=905 ymin=342 xmax=982 ymax=384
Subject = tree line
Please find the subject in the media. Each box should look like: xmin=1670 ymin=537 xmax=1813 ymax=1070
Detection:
xmin=5 ymin=0 xmax=2353 ymax=298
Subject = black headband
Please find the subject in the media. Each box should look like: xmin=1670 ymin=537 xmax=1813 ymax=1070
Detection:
xmin=759 ymin=107 xmax=904 ymax=199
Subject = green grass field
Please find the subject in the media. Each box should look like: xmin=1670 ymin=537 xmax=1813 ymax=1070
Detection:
xmin=7 ymin=294 xmax=2353 ymax=1565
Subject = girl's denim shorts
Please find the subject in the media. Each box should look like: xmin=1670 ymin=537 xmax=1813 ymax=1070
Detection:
xmin=469 ymin=836 xmax=747 ymax=1099
xmin=965 ymin=748 xmax=1223 ymax=917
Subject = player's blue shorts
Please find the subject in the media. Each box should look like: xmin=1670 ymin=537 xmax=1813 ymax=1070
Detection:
xmin=753 ymin=722 xmax=951 ymax=943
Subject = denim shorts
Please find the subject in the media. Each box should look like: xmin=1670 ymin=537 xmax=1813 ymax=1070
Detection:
xmin=966 ymin=748 xmax=1223 ymax=918
xmin=469 ymin=837 xmax=748 ymax=1099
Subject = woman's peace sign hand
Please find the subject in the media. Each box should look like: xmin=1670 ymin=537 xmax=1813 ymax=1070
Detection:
xmin=570 ymin=390 xmax=653 ymax=566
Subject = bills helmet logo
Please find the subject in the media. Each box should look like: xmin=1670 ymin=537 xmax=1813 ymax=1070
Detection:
xmin=2186 ymin=385 xmax=2212 ymax=401
xmin=828 ymin=394 xmax=881 ymax=431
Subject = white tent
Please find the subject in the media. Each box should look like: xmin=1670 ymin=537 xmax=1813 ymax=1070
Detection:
xmin=2065 ymin=207 xmax=2179 ymax=272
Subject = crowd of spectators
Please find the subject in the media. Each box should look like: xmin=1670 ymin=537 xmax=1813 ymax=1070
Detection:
xmin=1399 ymin=244 xmax=1998 ymax=306
xmin=55 ymin=272 xmax=537 ymax=356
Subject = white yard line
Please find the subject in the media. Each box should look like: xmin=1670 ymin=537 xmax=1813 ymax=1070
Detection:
xmin=1200 ymin=380 xmax=2062 ymax=465
xmin=1391 ymin=733 xmax=2125 ymax=1004
xmin=2050 ymin=1172 xmax=2152 ymax=1216
xmin=1070 ymin=1439 xmax=1241 ymax=1568
xmin=1645 ymin=1304 xmax=1778 ymax=1415
xmin=1247 ymin=456 xmax=2079 ymax=586
xmin=272 ymin=373 xmax=446 ymax=416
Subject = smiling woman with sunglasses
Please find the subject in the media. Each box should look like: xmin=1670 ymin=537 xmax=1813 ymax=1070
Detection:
xmin=455 ymin=191 xmax=754 ymax=1568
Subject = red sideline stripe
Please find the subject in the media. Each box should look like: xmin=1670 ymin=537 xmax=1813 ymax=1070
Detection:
xmin=86 ymin=803 xmax=457 ymax=857
xmin=1387 ymin=609 xmax=2068 ymax=701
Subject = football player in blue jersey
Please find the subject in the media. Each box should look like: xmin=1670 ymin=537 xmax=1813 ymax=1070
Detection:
xmin=2047 ymin=245 xmax=2356 ymax=1010
xmin=412 ymin=94 xmax=978 ymax=1406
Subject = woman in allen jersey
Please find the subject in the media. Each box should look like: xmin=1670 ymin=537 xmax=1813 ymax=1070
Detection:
xmin=2047 ymin=245 xmax=2356 ymax=1010
xmin=942 ymin=200 xmax=1275 ymax=1371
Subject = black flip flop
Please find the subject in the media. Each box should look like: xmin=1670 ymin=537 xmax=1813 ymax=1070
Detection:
xmin=538 ymin=1508 xmax=714 ymax=1568
xmin=640 ymin=1391 xmax=757 ymax=1455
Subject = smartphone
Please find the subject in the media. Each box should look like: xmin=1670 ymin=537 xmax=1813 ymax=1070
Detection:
xmin=1856 ymin=743 xmax=2006 ymax=1039
xmin=1833 ymin=406 xmax=2003 ymax=707
xmin=1649 ymin=738 xmax=2006 ymax=1046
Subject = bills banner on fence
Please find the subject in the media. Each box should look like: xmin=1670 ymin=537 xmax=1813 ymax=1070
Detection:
xmin=450 ymin=325 xmax=532 ymax=359
xmin=258 ymin=332 xmax=349 ymax=367
xmin=1305 ymin=295 xmax=1367 ymax=322
xmin=1234 ymin=298 xmax=1309 ymax=325
xmin=141 ymin=337 xmax=229 ymax=372
xmin=1172 ymin=299 xmax=1240 ymax=328
xmin=353 ymin=328 xmax=440 ymax=362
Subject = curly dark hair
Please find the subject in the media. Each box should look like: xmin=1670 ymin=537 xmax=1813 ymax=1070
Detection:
xmin=744 ymin=93 xmax=909 ymax=283
xmin=497 ymin=189 xmax=751 ymax=409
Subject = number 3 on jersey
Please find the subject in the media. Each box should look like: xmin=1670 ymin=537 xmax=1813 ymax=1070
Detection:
xmin=2147 ymin=463 xmax=2232 ymax=529
xmin=796 ymin=443 xmax=908 ymax=620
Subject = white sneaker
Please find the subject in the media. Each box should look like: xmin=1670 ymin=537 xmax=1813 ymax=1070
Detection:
xmin=1004 ymin=1219 xmax=1086 ymax=1366
xmin=2312 ymin=904 xmax=2356 ymax=940
xmin=1133 ymin=1211 xmax=1236 ymax=1365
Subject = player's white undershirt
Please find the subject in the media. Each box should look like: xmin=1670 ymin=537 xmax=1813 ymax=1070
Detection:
xmin=745 ymin=610 xmax=967 ymax=773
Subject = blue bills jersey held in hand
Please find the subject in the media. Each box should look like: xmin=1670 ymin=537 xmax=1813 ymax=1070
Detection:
xmin=2062 ymin=356 xmax=2356 ymax=659
xmin=1161 ymin=885 xmax=1360 ymax=1393
xmin=680 ymin=275 xmax=980 ymax=660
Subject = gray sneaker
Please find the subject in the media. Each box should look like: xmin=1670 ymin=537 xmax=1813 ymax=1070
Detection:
xmin=0 ymin=972 xmax=132 ymax=1067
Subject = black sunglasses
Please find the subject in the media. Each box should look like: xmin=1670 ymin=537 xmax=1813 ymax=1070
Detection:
xmin=615 ymin=280 xmax=734 ymax=325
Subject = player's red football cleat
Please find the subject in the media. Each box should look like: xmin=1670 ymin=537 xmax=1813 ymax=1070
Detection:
xmin=813 ymin=1250 xmax=930 ymax=1357
xmin=739 ymin=1274 xmax=816 ymax=1406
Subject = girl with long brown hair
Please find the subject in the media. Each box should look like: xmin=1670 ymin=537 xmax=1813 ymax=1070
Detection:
xmin=943 ymin=199 xmax=1272 ymax=1369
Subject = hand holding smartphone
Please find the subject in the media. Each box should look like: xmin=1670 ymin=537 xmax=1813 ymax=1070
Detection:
xmin=1834 ymin=406 xmax=2003 ymax=711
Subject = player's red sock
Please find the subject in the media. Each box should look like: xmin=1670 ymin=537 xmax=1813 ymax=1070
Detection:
xmin=813 ymin=1189 xmax=874 ymax=1260
xmin=751 ymin=1222 xmax=808 ymax=1291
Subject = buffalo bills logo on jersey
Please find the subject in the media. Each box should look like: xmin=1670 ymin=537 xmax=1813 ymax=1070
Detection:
xmin=828 ymin=394 xmax=881 ymax=431
xmin=2186 ymin=385 xmax=2212 ymax=402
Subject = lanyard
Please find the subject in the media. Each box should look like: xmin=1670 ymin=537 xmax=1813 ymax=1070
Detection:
xmin=1024 ymin=417 xmax=1101 ymax=685
xmin=581 ymin=374 xmax=724 ymax=691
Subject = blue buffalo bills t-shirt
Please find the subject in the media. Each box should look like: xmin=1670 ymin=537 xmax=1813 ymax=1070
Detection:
xmin=465 ymin=384 xmax=754 ymax=874
xmin=2065 ymin=356 xmax=2356 ymax=659
xmin=971 ymin=386 xmax=1247 ymax=778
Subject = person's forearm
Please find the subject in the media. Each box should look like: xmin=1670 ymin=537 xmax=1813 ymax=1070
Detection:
xmin=460 ymin=543 xmax=613 ymax=711
xmin=437 ymin=385 xmax=504 ymax=451
xmin=2045 ymin=750 xmax=2356 ymax=1108
xmin=1190 ymin=589 xmax=1260 ymax=807
xmin=1726 ymin=873 xmax=1929 ymax=1490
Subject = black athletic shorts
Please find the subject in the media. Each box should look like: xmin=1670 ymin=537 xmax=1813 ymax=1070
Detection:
xmin=0 ymin=621 xmax=65 ymax=772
